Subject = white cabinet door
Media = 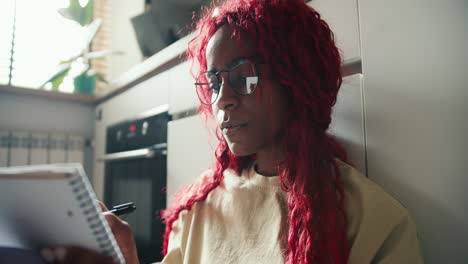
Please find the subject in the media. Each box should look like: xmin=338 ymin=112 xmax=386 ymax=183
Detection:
xmin=359 ymin=0 xmax=468 ymax=262
xmin=93 ymin=112 xmax=107 ymax=200
xmin=168 ymin=61 xmax=198 ymax=115
xmin=167 ymin=115 xmax=218 ymax=206
xmin=307 ymin=0 xmax=360 ymax=60
xmin=329 ymin=74 xmax=366 ymax=175
xmin=101 ymin=72 xmax=170 ymax=126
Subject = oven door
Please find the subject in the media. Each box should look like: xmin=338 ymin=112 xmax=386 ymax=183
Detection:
xmin=102 ymin=145 xmax=166 ymax=263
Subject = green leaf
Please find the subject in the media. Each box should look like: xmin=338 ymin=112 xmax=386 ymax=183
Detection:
xmin=40 ymin=64 xmax=71 ymax=90
xmin=58 ymin=0 xmax=94 ymax=26
xmin=83 ymin=0 xmax=94 ymax=26
xmin=50 ymin=68 xmax=71 ymax=91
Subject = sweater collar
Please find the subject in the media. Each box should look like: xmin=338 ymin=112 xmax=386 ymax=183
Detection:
xmin=223 ymin=163 xmax=281 ymax=190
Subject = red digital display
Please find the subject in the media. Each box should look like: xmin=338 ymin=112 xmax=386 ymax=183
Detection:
xmin=129 ymin=124 xmax=136 ymax=132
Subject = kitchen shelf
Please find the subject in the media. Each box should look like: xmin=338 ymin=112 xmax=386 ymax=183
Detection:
xmin=0 ymin=84 xmax=97 ymax=105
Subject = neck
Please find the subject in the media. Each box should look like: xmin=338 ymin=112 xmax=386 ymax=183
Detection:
xmin=255 ymin=145 xmax=284 ymax=176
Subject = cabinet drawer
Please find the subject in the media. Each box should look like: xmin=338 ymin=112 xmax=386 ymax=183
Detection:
xmin=307 ymin=0 xmax=361 ymax=60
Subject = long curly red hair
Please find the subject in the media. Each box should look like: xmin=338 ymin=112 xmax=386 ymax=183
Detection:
xmin=161 ymin=0 xmax=349 ymax=263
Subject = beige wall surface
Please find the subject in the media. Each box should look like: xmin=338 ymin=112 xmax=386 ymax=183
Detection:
xmin=358 ymin=0 xmax=468 ymax=262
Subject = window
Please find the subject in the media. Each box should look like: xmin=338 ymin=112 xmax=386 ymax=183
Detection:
xmin=0 ymin=0 xmax=102 ymax=93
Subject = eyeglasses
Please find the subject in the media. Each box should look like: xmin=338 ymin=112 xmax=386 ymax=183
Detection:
xmin=195 ymin=58 xmax=261 ymax=105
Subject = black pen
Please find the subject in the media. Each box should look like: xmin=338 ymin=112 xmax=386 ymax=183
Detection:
xmin=109 ymin=202 xmax=136 ymax=216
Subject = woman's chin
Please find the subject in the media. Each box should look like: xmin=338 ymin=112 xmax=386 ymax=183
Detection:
xmin=228 ymin=143 xmax=254 ymax=157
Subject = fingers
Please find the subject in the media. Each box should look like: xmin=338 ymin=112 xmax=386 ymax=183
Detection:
xmin=61 ymin=246 xmax=116 ymax=264
xmin=40 ymin=246 xmax=116 ymax=264
xmin=98 ymin=200 xmax=109 ymax=212
xmin=101 ymin=214 xmax=139 ymax=264
xmin=98 ymin=200 xmax=131 ymax=241
xmin=40 ymin=201 xmax=138 ymax=264
xmin=103 ymin=211 xmax=129 ymax=230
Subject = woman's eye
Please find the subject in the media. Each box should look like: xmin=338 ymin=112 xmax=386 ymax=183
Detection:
xmin=236 ymin=76 xmax=247 ymax=87
xmin=210 ymin=83 xmax=220 ymax=93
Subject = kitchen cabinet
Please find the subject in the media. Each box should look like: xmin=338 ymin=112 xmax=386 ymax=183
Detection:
xmin=167 ymin=115 xmax=218 ymax=206
xmin=359 ymin=0 xmax=467 ymax=262
xmin=307 ymin=0 xmax=361 ymax=61
xmin=329 ymin=74 xmax=366 ymax=175
xmin=168 ymin=61 xmax=198 ymax=115
xmin=98 ymin=72 xmax=170 ymax=126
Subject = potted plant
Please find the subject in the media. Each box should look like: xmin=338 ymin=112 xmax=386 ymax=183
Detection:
xmin=42 ymin=0 xmax=121 ymax=94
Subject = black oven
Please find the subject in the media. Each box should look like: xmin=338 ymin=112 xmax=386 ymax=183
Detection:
xmin=102 ymin=105 xmax=170 ymax=263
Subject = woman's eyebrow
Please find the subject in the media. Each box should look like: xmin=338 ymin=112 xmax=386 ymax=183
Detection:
xmin=228 ymin=54 xmax=262 ymax=68
xmin=206 ymin=55 xmax=255 ymax=72
xmin=226 ymin=57 xmax=248 ymax=69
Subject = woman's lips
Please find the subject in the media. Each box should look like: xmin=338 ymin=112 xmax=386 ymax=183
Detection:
xmin=222 ymin=124 xmax=247 ymax=136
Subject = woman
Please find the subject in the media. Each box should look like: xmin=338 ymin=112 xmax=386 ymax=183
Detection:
xmin=41 ymin=0 xmax=423 ymax=263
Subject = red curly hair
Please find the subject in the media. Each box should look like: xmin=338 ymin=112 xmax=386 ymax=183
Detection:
xmin=161 ymin=0 xmax=349 ymax=263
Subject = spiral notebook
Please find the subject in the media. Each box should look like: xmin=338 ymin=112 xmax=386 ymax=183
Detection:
xmin=0 ymin=164 xmax=125 ymax=264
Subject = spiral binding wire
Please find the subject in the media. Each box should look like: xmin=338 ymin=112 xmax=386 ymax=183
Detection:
xmin=66 ymin=170 xmax=125 ymax=264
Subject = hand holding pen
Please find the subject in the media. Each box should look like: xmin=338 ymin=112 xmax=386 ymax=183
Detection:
xmin=101 ymin=201 xmax=140 ymax=263
xmin=40 ymin=201 xmax=140 ymax=264
xmin=109 ymin=202 xmax=137 ymax=217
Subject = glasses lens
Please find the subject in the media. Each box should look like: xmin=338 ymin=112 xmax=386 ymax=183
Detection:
xmin=229 ymin=62 xmax=258 ymax=95
xmin=195 ymin=72 xmax=219 ymax=104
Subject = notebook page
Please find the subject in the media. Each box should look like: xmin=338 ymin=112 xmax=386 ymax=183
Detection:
xmin=0 ymin=164 xmax=125 ymax=264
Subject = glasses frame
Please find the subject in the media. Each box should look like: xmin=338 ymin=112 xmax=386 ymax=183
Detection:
xmin=194 ymin=58 xmax=263 ymax=105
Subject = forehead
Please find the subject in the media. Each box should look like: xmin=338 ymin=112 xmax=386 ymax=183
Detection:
xmin=205 ymin=25 xmax=255 ymax=70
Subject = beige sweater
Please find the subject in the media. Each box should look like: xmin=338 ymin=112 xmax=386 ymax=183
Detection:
xmin=160 ymin=160 xmax=423 ymax=264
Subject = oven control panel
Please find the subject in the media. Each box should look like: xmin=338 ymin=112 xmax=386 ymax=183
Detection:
xmin=106 ymin=111 xmax=170 ymax=154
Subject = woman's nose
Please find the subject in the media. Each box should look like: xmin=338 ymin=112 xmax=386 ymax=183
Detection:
xmin=214 ymin=76 xmax=238 ymax=110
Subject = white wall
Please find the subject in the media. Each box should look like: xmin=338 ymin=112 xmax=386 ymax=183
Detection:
xmin=358 ymin=0 xmax=468 ymax=262
xmin=0 ymin=91 xmax=95 ymax=175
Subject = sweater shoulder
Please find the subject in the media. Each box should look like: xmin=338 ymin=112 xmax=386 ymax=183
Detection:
xmin=338 ymin=160 xmax=409 ymax=217
xmin=337 ymin=160 xmax=414 ymax=246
